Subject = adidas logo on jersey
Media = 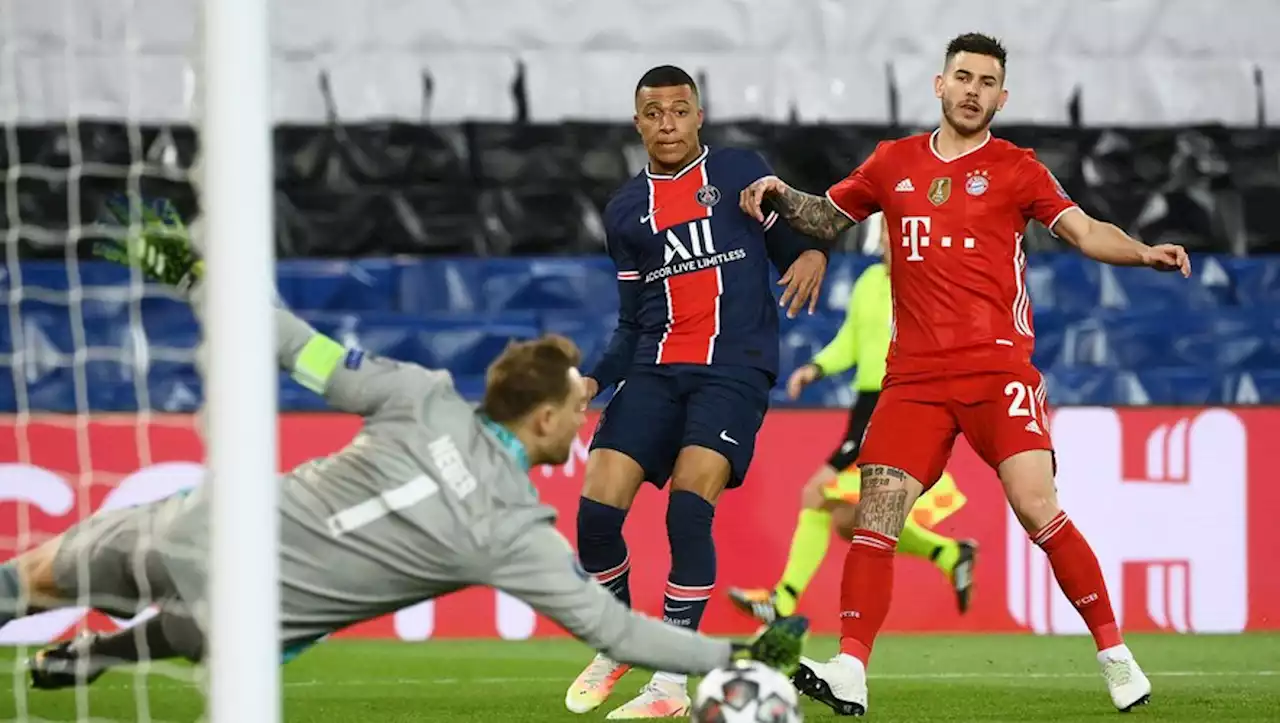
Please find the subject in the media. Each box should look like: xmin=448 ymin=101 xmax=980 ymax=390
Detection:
xmin=1025 ymin=419 xmax=1043 ymax=435
xmin=895 ymin=178 xmax=915 ymax=192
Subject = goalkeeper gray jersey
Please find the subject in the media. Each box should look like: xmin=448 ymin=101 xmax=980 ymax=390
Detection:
xmin=145 ymin=288 xmax=736 ymax=674
xmin=155 ymin=294 xmax=558 ymax=645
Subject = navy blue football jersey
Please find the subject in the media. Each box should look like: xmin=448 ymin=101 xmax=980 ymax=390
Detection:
xmin=588 ymin=146 xmax=824 ymax=390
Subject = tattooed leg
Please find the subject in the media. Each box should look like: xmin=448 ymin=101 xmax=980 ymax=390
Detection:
xmin=852 ymin=464 xmax=922 ymax=537
xmin=828 ymin=464 xmax=924 ymax=669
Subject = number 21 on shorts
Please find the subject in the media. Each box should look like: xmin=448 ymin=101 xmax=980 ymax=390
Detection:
xmin=1004 ymin=380 xmax=1047 ymax=433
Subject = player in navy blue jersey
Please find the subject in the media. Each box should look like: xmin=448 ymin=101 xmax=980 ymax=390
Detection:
xmin=565 ymin=65 xmax=830 ymax=719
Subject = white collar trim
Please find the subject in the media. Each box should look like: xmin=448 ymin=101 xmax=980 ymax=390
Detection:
xmin=646 ymin=145 xmax=710 ymax=180
xmin=929 ymin=128 xmax=991 ymax=163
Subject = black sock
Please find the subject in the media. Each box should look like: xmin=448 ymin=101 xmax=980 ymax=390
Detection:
xmin=577 ymin=497 xmax=631 ymax=606
xmin=76 ymin=612 xmax=204 ymax=663
xmin=663 ymin=491 xmax=716 ymax=631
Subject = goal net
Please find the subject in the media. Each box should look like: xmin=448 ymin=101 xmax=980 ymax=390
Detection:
xmin=1 ymin=0 xmax=278 ymax=720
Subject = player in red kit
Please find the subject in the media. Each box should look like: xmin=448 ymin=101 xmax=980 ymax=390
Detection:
xmin=740 ymin=33 xmax=1189 ymax=716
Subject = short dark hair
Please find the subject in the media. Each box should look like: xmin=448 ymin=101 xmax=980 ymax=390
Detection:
xmin=945 ymin=33 xmax=1007 ymax=71
xmin=480 ymin=334 xmax=583 ymax=424
xmin=635 ymin=65 xmax=699 ymax=99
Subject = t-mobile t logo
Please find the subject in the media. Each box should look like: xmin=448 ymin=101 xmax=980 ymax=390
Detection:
xmin=1007 ymin=408 xmax=1248 ymax=635
xmin=899 ymin=216 xmax=975 ymax=261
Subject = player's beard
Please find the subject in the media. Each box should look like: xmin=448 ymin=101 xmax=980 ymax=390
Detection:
xmin=942 ymin=96 xmax=997 ymax=136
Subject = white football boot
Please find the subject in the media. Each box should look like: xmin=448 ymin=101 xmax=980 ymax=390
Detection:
xmin=605 ymin=676 xmax=691 ymax=719
xmin=1098 ymin=644 xmax=1152 ymax=712
xmin=791 ymin=654 xmax=868 ymax=716
xmin=565 ymin=653 xmax=631 ymax=714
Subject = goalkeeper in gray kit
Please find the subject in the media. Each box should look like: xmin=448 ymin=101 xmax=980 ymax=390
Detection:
xmin=0 ymin=199 xmax=807 ymax=689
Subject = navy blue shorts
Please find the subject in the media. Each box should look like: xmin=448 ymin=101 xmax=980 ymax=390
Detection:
xmin=589 ymin=364 xmax=772 ymax=489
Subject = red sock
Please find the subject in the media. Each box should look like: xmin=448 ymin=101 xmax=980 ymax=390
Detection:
xmin=838 ymin=529 xmax=897 ymax=665
xmin=1033 ymin=511 xmax=1123 ymax=651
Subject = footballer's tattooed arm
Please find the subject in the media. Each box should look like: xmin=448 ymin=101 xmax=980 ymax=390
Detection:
xmin=772 ymin=187 xmax=855 ymax=242
xmin=854 ymin=465 xmax=912 ymax=537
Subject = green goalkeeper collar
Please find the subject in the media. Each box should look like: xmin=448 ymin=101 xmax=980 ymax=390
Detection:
xmin=478 ymin=414 xmax=531 ymax=472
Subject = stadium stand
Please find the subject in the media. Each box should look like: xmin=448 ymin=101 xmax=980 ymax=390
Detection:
xmin=5 ymin=0 xmax=1280 ymax=412
xmin=4 ymin=120 xmax=1280 ymax=411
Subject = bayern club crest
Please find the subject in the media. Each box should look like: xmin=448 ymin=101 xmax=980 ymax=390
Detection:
xmin=965 ymin=169 xmax=990 ymax=196
xmin=696 ymin=184 xmax=721 ymax=208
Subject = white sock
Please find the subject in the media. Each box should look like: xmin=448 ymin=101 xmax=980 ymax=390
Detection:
xmin=651 ymin=670 xmax=687 ymax=688
xmin=1098 ymin=644 xmax=1133 ymax=660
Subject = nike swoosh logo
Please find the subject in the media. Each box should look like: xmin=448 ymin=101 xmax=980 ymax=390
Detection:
xmin=719 ymin=430 xmax=739 ymax=446
xmin=664 ymin=605 xmax=692 ymax=613
xmin=640 ymin=209 xmax=660 ymax=224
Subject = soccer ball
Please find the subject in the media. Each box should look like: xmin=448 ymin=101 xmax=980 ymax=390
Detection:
xmin=692 ymin=660 xmax=803 ymax=723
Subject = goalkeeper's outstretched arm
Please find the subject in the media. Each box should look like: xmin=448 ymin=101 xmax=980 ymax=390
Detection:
xmin=488 ymin=525 xmax=807 ymax=676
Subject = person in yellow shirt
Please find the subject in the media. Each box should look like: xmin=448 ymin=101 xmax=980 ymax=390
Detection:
xmin=728 ymin=218 xmax=977 ymax=623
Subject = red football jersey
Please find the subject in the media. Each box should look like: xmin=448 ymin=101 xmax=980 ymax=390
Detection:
xmin=827 ymin=130 xmax=1078 ymax=383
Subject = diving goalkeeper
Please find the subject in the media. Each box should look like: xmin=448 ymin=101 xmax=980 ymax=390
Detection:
xmin=0 ymin=199 xmax=807 ymax=689
xmin=727 ymin=219 xmax=977 ymax=623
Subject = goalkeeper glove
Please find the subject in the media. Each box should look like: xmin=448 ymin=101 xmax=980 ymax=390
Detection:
xmin=730 ymin=615 xmax=809 ymax=676
xmin=96 ymin=194 xmax=202 ymax=292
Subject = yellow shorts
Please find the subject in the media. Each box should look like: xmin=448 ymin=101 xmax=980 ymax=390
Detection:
xmin=821 ymin=467 xmax=968 ymax=528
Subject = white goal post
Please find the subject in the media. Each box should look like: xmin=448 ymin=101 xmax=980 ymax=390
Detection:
xmin=2 ymin=0 xmax=282 ymax=719
xmin=200 ymin=0 xmax=280 ymax=721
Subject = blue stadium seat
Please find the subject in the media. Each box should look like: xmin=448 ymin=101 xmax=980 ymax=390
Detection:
xmin=0 ymin=372 xmax=13 ymax=413
xmin=1029 ymin=307 xmax=1068 ymax=367
xmin=301 ymin=311 xmax=541 ymax=374
xmin=4 ymin=253 xmax=1280 ymax=411
xmin=819 ymin=255 xmax=877 ymax=311
xmin=140 ymin=297 xmax=200 ymax=350
xmin=1223 ymin=256 xmax=1280 ymax=305
xmin=278 ymin=372 xmax=330 ymax=412
xmin=1043 ymin=368 xmax=1120 ymax=406
xmin=278 ymin=258 xmax=402 ymax=313
xmin=1175 ymin=309 xmax=1280 ymax=369
xmin=1039 ymin=254 xmax=1101 ymax=315
xmin=778 ymin=313 xmax=843 ymax=378
xmin=1133 ymin=367 xmax=1223 ymax=405
xmin=450 ymin=374 xmax=488 ymax=402
xmin=8 ymin=261 xmax=134 ymax=293
xmin=396 ymin=259 xmax=486 ymax=314
xmin=541 ymin=311 xmax=618 ymax=376
xmin=1095 ymin=310 xmax=1189 ymax=369
xmin=1099 ymin=264 xmax=1229 ymax=312
xmin=476 ymin=258 xmax=617 ymax=314
xmin=25 ymin=361 xmax=134 ymax=413
xmin=1224 ymin=370 xmax=1280 ymax=404
xmin=19 ymin=297 xmax=132 ymax=356
xmin=147 ymin=362 xmax=204 ymax=412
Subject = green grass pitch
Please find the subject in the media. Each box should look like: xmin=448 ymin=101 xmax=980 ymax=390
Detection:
xmin=2 ymin=633 xmax=1277 ymax=721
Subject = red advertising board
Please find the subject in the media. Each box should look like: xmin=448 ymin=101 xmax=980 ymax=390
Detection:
xmin=0 ymin=407 xmax=1276 ymax=644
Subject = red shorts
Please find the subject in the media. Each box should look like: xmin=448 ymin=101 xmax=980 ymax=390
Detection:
xmin=856 ymin=366 xmax=1053 ymax=489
